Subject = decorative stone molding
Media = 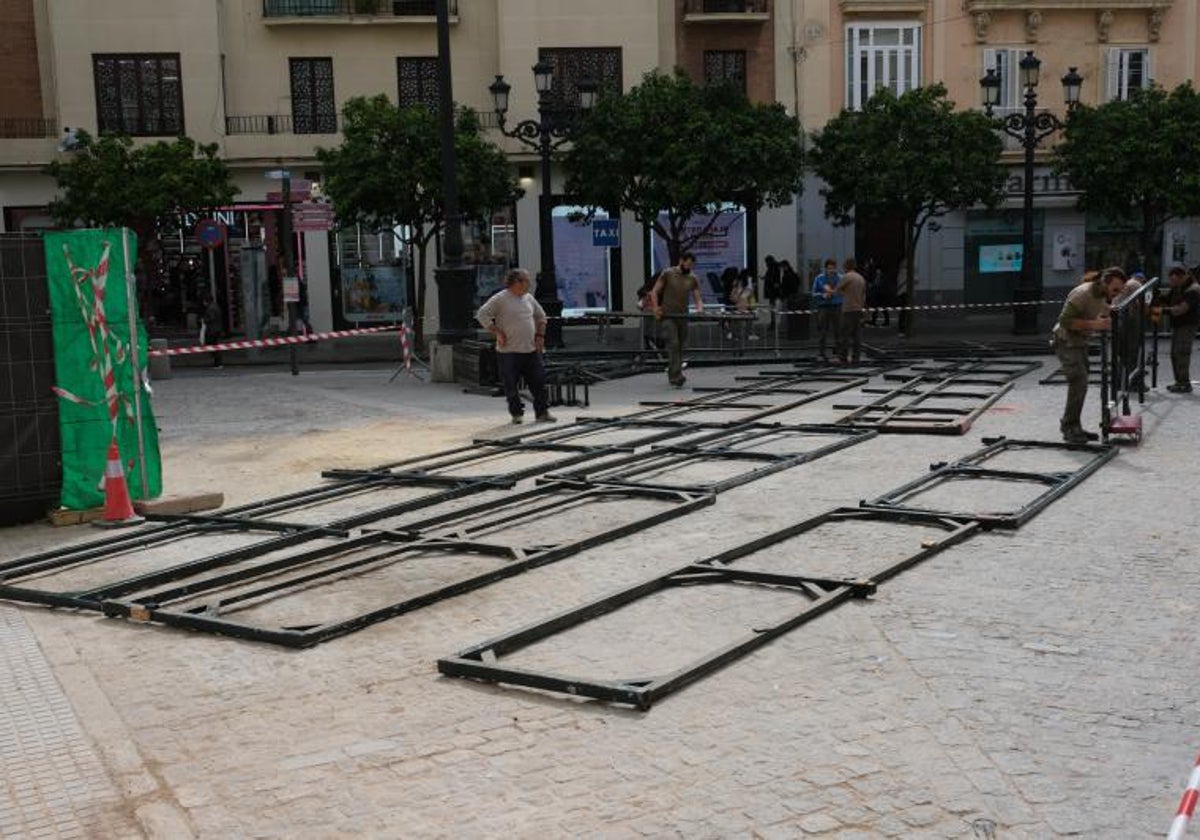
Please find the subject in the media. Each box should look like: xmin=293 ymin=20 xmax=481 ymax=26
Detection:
xmin=973 ymin=11 xmax=991 ymax=42
xmin=1025 ymin=10 xmax=1043 ymax=41
xmin=1097 ymin=9 xmax=1113 ymax=42
xmin=965 ymin=1 xmax=1170 ymax=11
xmin=1148 ymin=7 xmax=1164 ymax=40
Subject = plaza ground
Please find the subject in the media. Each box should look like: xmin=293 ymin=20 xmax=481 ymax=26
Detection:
xmin=2 ymin=348 xmax=1198 ymax=838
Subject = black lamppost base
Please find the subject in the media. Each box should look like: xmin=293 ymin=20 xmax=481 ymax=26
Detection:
xmin=435 ymin=265 xmax=478 ymax=344
xmin=1011 ymin=286 xmax=1041 ymax=335
xmin=536 ymin=279 xmax=565 ymax=349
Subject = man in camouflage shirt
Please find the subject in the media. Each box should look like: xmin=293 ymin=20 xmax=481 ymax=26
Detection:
xmin=1051 ymin=267 xmax=1127 ymax=443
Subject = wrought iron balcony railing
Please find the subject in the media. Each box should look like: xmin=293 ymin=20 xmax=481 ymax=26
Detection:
xmin=684 ymin=0 xmax=769 ymax=17
xmin=0 ymin=118 xmax=58 ymax=139
xmin=262 ymin=0 xmax=455 ymax=18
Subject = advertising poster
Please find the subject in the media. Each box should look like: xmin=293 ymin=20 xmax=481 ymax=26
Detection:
xmin=552 ymin=207 xmax=611 ymax=312
xmin=979 ymin=244 xmax=1024 ymax=274
xmin=651 ymin=208 xmax=747 ymax=303
xmin=340 ymin=265 xmax=406 ymax=322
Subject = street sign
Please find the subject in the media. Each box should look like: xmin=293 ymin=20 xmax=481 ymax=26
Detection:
xmin=292 ymin=204 xmax=335 ymax=232
xmin=592 ymin=219 xmax=620 ymax=248
xmin=282 ymin=276 xmax=301 ymax=303
xmin=195 ymin=219 xmax=227 ymax=250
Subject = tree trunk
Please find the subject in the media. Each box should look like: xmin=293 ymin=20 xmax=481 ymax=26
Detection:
xmin=903 ymin=220 xmax=916 ymax=337
xmin=414 ymin=238 xmax=428 ymax=351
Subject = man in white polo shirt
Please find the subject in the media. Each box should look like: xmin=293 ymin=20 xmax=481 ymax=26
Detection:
xmin=476 ymin=268 xmax=556 ymax=424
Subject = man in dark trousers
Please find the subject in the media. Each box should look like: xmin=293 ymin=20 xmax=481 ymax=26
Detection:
xmin=201 ymin=293 xmax=224 ymax=369
xmin=812 ymin=258 xmax=841 ymax=359
xmin=835 ymin=257 xmax=867 ymax=363
xmin=1051 ymin=267 xmax=1128 ymax=442
xmin=649 ymin=252 xmax=705 ymax=387
xmin=476 ymin=268 xmax=555 ymax=424
xmin=1160 ymin=265 xmax=1200 ymax=393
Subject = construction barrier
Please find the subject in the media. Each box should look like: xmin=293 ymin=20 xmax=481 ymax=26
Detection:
xmin=1169 ymin=751 xmax=1200 ymax=840
xmin=148 ymin=323 xmax=403 ymax=357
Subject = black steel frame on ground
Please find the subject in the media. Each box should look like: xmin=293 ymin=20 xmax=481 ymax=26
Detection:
xmin=863 ymin=436 xmax=1117 ymax=528
xmin=437 ymin=507 xmax=982 ymax=710
xmin=437 ymin=437 xmax=1114 ymax=709
xmin=98 ymin=483 xmax=715 ymax=647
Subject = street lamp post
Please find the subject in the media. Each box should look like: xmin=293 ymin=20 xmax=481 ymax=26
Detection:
xmin=981 ymin=52 xmax=1083 ymax=335
xmin=490 ymin=64 xmax=597 ymax=348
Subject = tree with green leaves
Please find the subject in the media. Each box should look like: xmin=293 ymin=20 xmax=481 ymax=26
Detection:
xmin=563 ymin=69 xmax=804 ymax=264
xmin=317 ymin=95 xmax=521 ymax=344
xmin=809 ymin=84 xmax=1005 ymax=330
xmin=44 ymin=132 xmax=238 ymax=247
xmin=1053 ymin=83 xmax=1200 ymax=275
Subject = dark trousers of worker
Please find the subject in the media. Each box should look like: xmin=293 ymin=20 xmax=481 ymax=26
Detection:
xmin=1171 ymin=326 xmax=1196 ymax=387
xmin=662 ymin=317 xmax=689 ymax=384
xmin=815 ymin=308 xmax=840 ymax=356
xmin=1055 ymin=341 xmax=1089 ymax=431
xmin=497 ymin=351 xmax=549 ymax=418
xmin=837 ymin=310 xmax=863 ymax=362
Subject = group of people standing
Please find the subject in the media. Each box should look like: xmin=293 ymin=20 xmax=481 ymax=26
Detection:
xmin=812 ymin=258 xmax=868 ymax=364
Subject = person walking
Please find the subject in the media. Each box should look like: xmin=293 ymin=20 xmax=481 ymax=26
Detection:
xmin=835 ymin=257 xmax=867 ymax=363
xmin=476 ymin=268 xmax=555 ymax=424
xmin=812 ymin=258 xmax=842 ymax=359
xmin=1160 ymin=265 xmax=1200 ymax=393
xmin=1051 ymin=267 xmax=1128 ymax=442
xmin=763 ymin=255 xmax=781 ymax=330
xmin=650 ymin=252 xmax=705 ymax=387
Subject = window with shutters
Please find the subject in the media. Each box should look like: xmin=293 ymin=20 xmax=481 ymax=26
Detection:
xmin=536 ymin=48 xmax=622 ymax=110
xmin=93 ymin=54 xmax=184 ymax=136
xmin=703 ymin=50 xmax=747 ymax=94
xmin=290 ymin=57 xmax=337 ymax=134
xmin=981 ymin=48 xmax=1025 ymax=151
xmin=397 ymin=57 xmax=439 ymax=111
xmin=845 ymin=24 xmax=921 ymax=110
xmin=1105 ymin=48 xmax=1151 ymax=102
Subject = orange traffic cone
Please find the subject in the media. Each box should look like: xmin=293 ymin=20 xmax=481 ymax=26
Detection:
xmin=94 ymin=440 xmax=144 ymax=528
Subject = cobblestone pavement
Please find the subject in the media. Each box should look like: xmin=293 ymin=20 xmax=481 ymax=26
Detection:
xmin=2 ymin=356 xmax=1199 ymax=838
xmin=0 ymin=608 xmax=136 ymax=838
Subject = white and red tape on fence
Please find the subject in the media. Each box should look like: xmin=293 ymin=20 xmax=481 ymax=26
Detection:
xmin=148 ymin=323 xmax=406 ymax=357
xmin=1169 ymin=751 xmax=1200 ymax=840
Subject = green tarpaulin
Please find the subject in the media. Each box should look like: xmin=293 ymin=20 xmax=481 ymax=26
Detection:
xmin=45 ymin=229 xmax=161 ymax=509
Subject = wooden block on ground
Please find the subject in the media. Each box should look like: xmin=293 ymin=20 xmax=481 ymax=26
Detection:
xmin=134 ymin=492 xmax=224 ymax=517
xmin=48 ymin=506 xmax=105 ymax=526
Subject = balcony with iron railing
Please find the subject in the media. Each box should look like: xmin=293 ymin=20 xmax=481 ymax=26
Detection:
xmin=683 ymin=0 xmax=770 ymax=22
xmin=226 ymin=107 xmax=498 ymax=137
xmin=262 ymin=0 xmax=457 ymax=23
xmin=0 ymin=118 xmax=58 ymax=139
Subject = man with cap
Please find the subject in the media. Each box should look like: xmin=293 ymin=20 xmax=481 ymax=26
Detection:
xmin=1159 ymin=265 xmax=1200 ymax=393
xmin=1051 ymin=267 xmax=1128 ymax=443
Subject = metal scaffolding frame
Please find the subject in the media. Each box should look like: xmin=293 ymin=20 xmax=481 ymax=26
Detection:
xmin=863 ymin=436 xmax=1117 ymax=528
xmin=539 ymin=423 xmax=875 ymax=494
xmin=98 ymin=483 xmax=715 ymax=647
xmin=437 ymin=436 xmax=1114 ymax=709
xmin=437 ymin=508 xmax=983 ymax=710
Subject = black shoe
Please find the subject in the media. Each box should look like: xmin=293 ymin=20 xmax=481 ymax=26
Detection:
xmin=1062 ymin=428 xmax=1091 ymax=444
xmin=1167 ymin=383 xmax=1194 ymax=393
xmin=669 ymin=377 xmax=686 ymax=388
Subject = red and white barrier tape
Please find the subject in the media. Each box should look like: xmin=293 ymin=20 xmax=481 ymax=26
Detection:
xmin=1169 ymin=751 xmax=1200 ymax=840
xmin=149 ymin=323 xmax=402 ymax=357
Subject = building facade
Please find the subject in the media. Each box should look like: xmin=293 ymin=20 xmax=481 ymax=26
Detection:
xmin=1 ymin=0 xmax=1196 ymax=337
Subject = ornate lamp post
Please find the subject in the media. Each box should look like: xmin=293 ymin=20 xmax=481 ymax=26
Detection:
xmin=981 ymin=52 xmax=1083 ymax=334
xmin=490 ymin=64 xmax=597 ymax=347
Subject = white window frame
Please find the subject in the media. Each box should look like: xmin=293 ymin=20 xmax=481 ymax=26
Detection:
xmin=1105 ymin=47 xmax=1152 ymax=101
xmin=982 ymin=47 xmax=1026 ymax=151
xmin=845 ymin=22 xmax=922 ymax=110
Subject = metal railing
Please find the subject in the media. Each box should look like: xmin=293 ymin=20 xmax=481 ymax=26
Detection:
xmin=0 ymin=118 xmax=58 ymax=139
xmin=225 ymin=114 xmax=342 ymax=135
xmin=262 ymin=0 xmax=454 ymax=17
xmin=685 ymin=0 xmax=768 ymax=14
